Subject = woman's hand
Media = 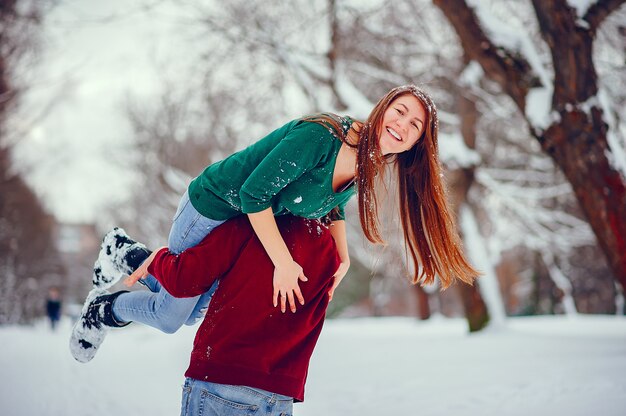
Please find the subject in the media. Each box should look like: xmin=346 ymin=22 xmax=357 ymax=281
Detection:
xmin=273 ymin=260 xmax=308 ymax=313
xmin=247 ymin=208 xmax=309 ymax=314
xmin=328 ymin=260 xmax=350 ymax=301
xmin=124 ymin=247 xmax=164 ymax=287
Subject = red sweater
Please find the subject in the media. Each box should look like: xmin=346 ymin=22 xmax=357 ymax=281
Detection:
xmin=148 ymin=215 xmax=340 ymax=402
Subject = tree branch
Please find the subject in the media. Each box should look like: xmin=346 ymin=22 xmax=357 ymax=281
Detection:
xmin=432 ymin=0 xmax=536 ymax=112
xmin=585 ymin=0 xmax=626 ymax=33
xmin=531 ymin=0 xmax=599 ymax=104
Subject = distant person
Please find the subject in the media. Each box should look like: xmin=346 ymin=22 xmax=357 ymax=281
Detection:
xmin=46 ymin=287 xmax=62 ymax=330
xmin=70 ymin=84 xmax=479 ymax=362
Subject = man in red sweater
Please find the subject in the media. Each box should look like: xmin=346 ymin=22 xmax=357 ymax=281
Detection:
xmin=82 ymin=214 xmax=341 ymax=415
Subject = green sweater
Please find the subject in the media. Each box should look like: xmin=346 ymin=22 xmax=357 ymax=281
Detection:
xmin=188 ymin=116 xmax=356 ymax=221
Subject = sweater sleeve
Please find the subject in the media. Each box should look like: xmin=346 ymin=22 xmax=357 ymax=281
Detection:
xmin=147 ymin=217 xmax=255 ymax=298
xmin=239 ymin=121 xmax=333 ymax=214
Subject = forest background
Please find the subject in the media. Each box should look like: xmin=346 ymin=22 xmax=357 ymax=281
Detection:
xmin=1 ymin=0 xmax=625 ymax=330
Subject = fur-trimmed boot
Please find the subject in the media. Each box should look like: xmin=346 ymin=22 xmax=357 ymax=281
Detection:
xmin=92 ymin=227 xmax=151 ymax=290
xmin=69 ymin=289 xmax=130 ymax=363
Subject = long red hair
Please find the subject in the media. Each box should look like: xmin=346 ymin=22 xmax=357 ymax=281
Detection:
xmin=307 ymin=85 xmax=479 ymax=288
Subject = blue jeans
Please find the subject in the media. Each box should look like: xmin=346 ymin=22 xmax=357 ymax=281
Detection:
xmin=180 ymin=378 xmax=293 ymax=416
xmin=112 ymin=191 xmax=226 ymax=333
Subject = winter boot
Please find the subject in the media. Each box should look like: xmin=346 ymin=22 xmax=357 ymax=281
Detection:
xmin=92 ymin=227 xmax=151 ymax=290
xmin=69 ymin=289 xmax=130 ymax=363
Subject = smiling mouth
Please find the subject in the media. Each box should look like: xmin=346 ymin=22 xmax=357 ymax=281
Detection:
xmin=386 ymin=127 xmax=402 ymax=142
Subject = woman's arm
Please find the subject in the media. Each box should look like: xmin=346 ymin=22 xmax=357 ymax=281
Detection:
xmin=237 ymin=122 xmax=337 ymax=310
xmin=248 ymin=208 xmax=308 ymax=313
xmin=328 ymin=220 xmax=350 ymax=301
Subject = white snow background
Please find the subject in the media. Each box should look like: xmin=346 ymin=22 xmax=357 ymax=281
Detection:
xmin=1 ymin=315 xmax=625 ymax=416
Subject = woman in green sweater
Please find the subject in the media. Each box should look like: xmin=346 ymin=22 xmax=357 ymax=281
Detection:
xmin=71 ymin=84 xmax=479 ymax=363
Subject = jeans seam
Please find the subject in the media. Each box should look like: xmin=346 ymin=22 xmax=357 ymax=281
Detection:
xmin=230 ymin=385 xmax=270 ymax=401
xmin=181 ymin=379 xmax=193 ymax=416
xmin=198 ymin=389 xmax=208 ymax=416
xmin=172 ymin=193 xmax=190 ymax=223
xmin=174 ymin=213 xmax=203 ymax=254
xmin=202 ymin=388 xmax=260 ymax=411
xmin=232 ymin=385 xmax=293 ymax=403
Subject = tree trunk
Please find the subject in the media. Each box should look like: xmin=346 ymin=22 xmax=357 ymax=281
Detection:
xmin=540 ymin=107 xmax=626 ymax=289
xmin=413 ymin=284 xmax=431 ymax=320
xmin=457 ymin=283 xmax=490 ymax=331
xmin=532 ymin=0 xmax=626 ymax=290
xmin=446 ymin=79 xmax=490 ymax=331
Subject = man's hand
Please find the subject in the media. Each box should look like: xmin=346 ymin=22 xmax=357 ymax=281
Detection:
xmin=124 ymin=247 xmax=165 ymax=287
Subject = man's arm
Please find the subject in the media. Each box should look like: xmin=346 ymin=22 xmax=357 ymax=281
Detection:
xmin=145 ymin=217 xmax=255 ymax=298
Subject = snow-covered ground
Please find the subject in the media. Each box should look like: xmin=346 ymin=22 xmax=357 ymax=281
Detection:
xmin=1 ymin=315 xmax=625 ymax=415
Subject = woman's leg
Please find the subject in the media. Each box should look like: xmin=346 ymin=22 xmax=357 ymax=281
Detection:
xmin=139 ymin=276 xmax=219 ymax=321
xmin=111 ymin=191 xmax=225 ymax=332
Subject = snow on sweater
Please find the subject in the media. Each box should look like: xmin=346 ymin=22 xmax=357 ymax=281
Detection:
xmin=188 ymin=116 xmax=355 ymax=221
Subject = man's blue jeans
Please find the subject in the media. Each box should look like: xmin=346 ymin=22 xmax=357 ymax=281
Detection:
xmin=180 ymin=378 xmax=293 ymax=416
xmin=112 ymin=191 xmax=225 ymax=332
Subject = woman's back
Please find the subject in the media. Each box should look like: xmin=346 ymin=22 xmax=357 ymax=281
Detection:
xmin=188 ymin=117 xmax=355 ymax=221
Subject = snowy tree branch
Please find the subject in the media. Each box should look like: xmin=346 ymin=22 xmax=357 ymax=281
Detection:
xmin=432 ymin=0 xmax=538 ymax=112
xmin=584 ymin=0 xmax=626 ymax=32
xmin=530 ymin=0 xmax=602 ymax=105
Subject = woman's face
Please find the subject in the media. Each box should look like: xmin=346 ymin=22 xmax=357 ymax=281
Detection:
xmin=379 ymin=94 xmax=427 ymax=155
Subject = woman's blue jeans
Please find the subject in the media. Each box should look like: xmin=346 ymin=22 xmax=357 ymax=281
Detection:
xmin=180 ymin=378 xmax=293 ymax=416
xmin=112 ymin=191 xmax=226 ymax=333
